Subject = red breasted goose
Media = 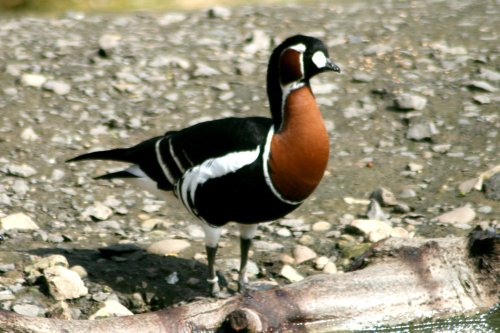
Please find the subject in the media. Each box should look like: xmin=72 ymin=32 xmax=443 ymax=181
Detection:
xmin=67 ymin=34 xmax=341 ymax=297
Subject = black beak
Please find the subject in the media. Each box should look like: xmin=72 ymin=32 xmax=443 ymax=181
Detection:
xmin=325 ymin=59 xmax=341 ymax=73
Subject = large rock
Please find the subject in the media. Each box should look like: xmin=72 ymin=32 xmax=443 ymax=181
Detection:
xmin=43 ymin=266 xmax=88 ymax=300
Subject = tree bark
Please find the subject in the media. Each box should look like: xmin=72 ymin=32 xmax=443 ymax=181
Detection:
xmin=0 ymin=229 xmax=497 ymax=333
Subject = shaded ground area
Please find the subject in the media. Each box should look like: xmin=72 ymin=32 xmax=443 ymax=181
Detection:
xmin=0 ymin=0 xmax=498 ymax=325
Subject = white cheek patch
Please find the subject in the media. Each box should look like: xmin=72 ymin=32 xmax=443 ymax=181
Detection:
xmin=312 ymin=51 xmax=327 ymax=69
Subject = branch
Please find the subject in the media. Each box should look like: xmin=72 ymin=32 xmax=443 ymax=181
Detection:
xmin=0 ymin=229 xmax=497 ymax=333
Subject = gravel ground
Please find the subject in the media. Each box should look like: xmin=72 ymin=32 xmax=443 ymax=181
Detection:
xmin=0 ymin=0 xmax=498 ymax=323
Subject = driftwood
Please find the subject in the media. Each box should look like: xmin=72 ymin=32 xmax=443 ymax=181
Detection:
xmin=0 ymin=229 xmax=497 ymax=333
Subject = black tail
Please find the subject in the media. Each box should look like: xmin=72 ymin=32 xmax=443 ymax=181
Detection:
xmin=66 ymin=148 xmax=130 ymax=163
xmin=94 ymin=169 xmax=140 ymax=180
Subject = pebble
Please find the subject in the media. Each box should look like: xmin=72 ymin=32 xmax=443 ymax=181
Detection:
xmin=43 ymin=80 xmax=71 ymax=95
xmin=98 ymin=33 xmax=121 ymax=57
xmin=47 ymin=301 xmax=72 ymax=320
xmin=293 ymin=245 xmax=317 ymax=265
xmin=350 ymin=219 xmax=393 ymax=242
xmin=89 ymin=299 xmax=133 ymax=320
xmin=279 ymin=264 xmax=304 ymax=283
xmin=466 ymin=80 xmax=497 ymax=92
xmin=20 ymin=73 xmax=46 ymax=88
xmin=12 ymin=304 xmax=45 ymax=317
xmin=352 ymin=71 xmax=374 ymax=83
xmin=21 ymin=127 xmax=39 ymax=141
xmin=4 ymin=163 xmax=37 ymax=178
xmin=406 ymin=120 xmax=439 ymax=141
xmin=157 ymin=13 xmax=186 ymax=26
xmin=165 ymin=272 xmax=179 ymax=285
xmin=80 ymin=202 xmax=113 ymax=221
xmin=483 ymin=172 xmax=500 ymax=201
xmin=436 ymin=205 xmax=476 ymax=225
xmin=314 ymin=256 xmax=329 ymax=270
xmin=43 ymin=266 xmax=88 ymax=300
xmin=394 ymin=93 xmax=427 ymax=111
xmin=252 ymin=240 xmax=284 ymax=251
xmin=12 ymin=179 xmax=29 ymax=196
xmin=243 ymin=30 xmax=271 ymax=55
xmin=312 ymin=221 xmax=331 ymax=232
xmin=363 ymin=44 xmax=393 ymax=56
xmin=472 ymin=95 xmax=491 ymax=104
xmin=323 ymin=261 xmax=338 ymax=274
xmin=369 ymin=187 xmax=397 ymax=207
xmin=432 ymin=144 xmax=452 ymax=153
xmin=222 ymin=259 xmax=259 ymax=276
xmin=146 ymin=239 xmax=191 ymax=255
xmin=70 ymin=265 xmax=88 ymax=279
xmin=192 ymin=63 xmax=221 ymax=77
xmin=407 ymin=163 xmax=424 ymax=172
xmin=276 ymin=227 xmax=292 ymax=237
xmin=399 ymin=188 xmax=417 ymax=199
xmin=207 ymin=6 xmax=231 ymax=19
xmin=366 ymin=199 xmax=388 ymax=221
xmin=0 ymin=263 xmax=15 ymax=273
xmin=0 ymin=213 xmax=39 ymax=230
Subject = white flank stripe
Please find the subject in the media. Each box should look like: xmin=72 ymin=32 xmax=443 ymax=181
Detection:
xmin=155 ymin=138 xmax=176 ymax=185
xmin=176 ymin=146 xmax=261 ymax=215
xmin=168 ymin=138 xmax=186 ymax=173
xmin=262 ymin=127 xmax=304 ymax=205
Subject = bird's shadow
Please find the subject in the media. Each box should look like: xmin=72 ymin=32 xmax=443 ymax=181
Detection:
xmin=29 ymin=246 xmax=226 ymax=311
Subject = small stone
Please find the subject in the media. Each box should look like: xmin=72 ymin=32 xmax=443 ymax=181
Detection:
xmin=363 ymin=44 xmax=393 ymax=56
xmin=89 ymin=299 xmax=133 ymax=320
xmin=24 ymin=254 xmax=68 ymax=282
xmin=157 ymin=13 xmax=186 ymax=26
xmin=395 ymin=93 xmax=427 ymax=111
xmin=466 ymin=81 xmax=497 ymax=92
xmin=276 ymin=227 xmax=292 ymax=237
xmin=98 ymin=34 xmax=121 ymax=57
xmin=47 ymin=301 xmax=72 ymax=320
xmin=350 ymin=219 xmax=393 ymax=242
xmin=406 ymin=120 xmax=439 ymax=141
xmin=43 ymin=80 xmax=71 ymax=95
xmin=366 ymin=199 xmax=388 ymax=221
xmin=399 ymin=188 xmax=417 ymax=199
xmin=253 ymin=240 xmax=284 ymax=251
xmin=51 ymin=169 xmax=65 ymax=181
xmin=436 ymin=205 xmax=476 ymax=225
xmin=477 ymin=206 xmax=492 ymax=214
xmin=352 ymin=71 xmax=373 ymax=83
xmin=407 ymin=163 xmax=424 ymax=172
xmin=147 ymin=239 xmax=191 ymax=255
xmin=280 ymin=254 xmax=295 ymax=265
xmin=458 ymin=177 xmax=482 ymax=195
xmin=12 ymin=179 xmax=29 ymax=196
xmin=473 ymin=95 xmax=491 ymax=104
xmin=370 ymin=187 xmax=397 ymax=206
xmin=80 ymin=202 xmax=113 ymax=221
xmin=4 ymin=163 xmax=37 ymax=178
xmin=13 ymin=304 xmax=45 ymax=317
xmin=243 ymin=30 xmax=271 ymax=55
xmin=207 ymin=6 xmax=231 ymax=19
xmin=323 ymin=261 xmax=338 ymax=274
xmin=314 ymin=256 xmax=329 ymax=270
xmin=21 ymin=73 xmax=46 ymax=88
xmin=432 ymin=144 xmax=452 ymax=153
xmin=312 ymin=221 xmax=331 ymax=232
xmin=390 ymin=227 xmax=409 ymax=238
xmin=141 ymin=218 xmax=170 ymax=231
xmin=293 ymin=245 xmax=317 ymax=265
xmin=70 ymin=265 xmax=88 ymax=279
xmin=279 ymin=264 xmax=304 ymax=282
xmin=21 ymin=127 xmax=39 ymax=141
xmin=483 ymin=172 xmax=500 ymax=201
xmin=43 ymin=266 xmax=88 ymax=300
xmin=193 ymin=63 xmax=220 ymax=77
xmin=1 ymin=213 xmax=39 ymax=230
xmin=165 ymin=272 xmax=179 ymax=285
xmin=0 ymin=263 xmax=15 ymax=273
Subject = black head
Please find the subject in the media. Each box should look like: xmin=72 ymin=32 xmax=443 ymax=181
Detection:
xmin=267 ymin=35 xmax=340 ymax=127
xmin=271 ymin=35 xmax=340 ymax=86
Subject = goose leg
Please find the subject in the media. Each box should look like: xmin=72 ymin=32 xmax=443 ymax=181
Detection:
xmin=238 ymin=224 xmax=258 ymax=292
xmin=202 ymin=225 xmax=223 ymax=297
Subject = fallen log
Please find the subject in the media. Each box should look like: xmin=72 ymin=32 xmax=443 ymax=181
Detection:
xmin=0 ymin=228 xmax=497 ymax=333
